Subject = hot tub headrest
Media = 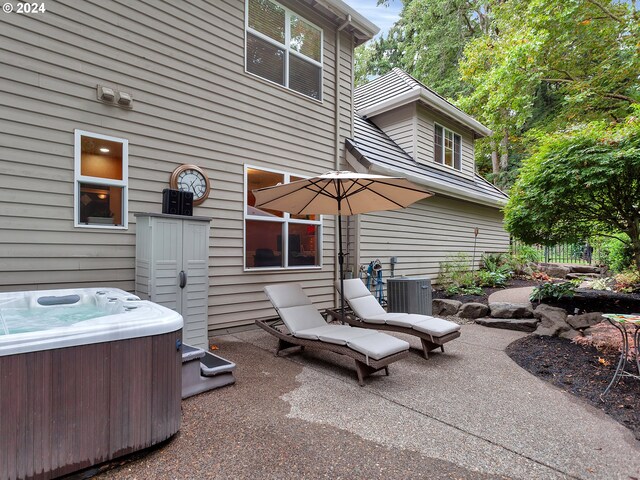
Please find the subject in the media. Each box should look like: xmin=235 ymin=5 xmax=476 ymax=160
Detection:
xmin=37 ymin=295 xmax=81 ymax=306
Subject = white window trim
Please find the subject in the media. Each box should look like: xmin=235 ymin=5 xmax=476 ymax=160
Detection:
xmin=74 ymin=129 xmax=129 ymax=229
xmin=244 ymin=164 xmax=323 ymax=271
xmin=244 ymin=0 xmax=324 ymax=102
xmin=434 ymin=122 xmax=462 ymax=172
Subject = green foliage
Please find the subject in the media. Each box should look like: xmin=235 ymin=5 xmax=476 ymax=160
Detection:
xmin=510 ymin=244 xmax=542 ymax=264
xmin=437 ymin=253 xmax=474 ymax=288
xmin=356 ymin=0 xmax=488 ymax=99
xmin=458 ymin=0 xmax=640 ymax=141
xmin=445 ymin=284 xmax=484 ymax=296
xmin=504 ymin=117 xmax=640 ymax=272
xmin=474 ymin=269 xmax=508 ymax=288
xmin=529 ymin=281 xmax=579 ymax=302
xmin=597 ymin=234 xmax=634 ymax=273
xmin=614 ymin=270 xmax=640 ymax=293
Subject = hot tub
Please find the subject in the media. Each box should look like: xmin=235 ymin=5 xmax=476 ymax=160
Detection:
xmin=0 ymin=288 xmax=183 ymax=480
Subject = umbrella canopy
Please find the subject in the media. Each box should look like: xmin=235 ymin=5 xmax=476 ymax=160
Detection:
xmin=252 ymin=171 xmax=432 ymax=216
xmin=252 ymin=171 xmax=433 ymax=314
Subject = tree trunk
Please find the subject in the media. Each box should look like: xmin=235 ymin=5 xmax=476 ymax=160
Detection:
xmin=491 ymin=141 xmax=499 ymax=175
xmin=499 ymin=131 xmax=509 ymax=171
xmin=628 ymin=223 xmax=640 ymax=272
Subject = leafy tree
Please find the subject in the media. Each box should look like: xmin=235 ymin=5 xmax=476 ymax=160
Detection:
xmin=458 ymin=0 xmax=640 ymax=176
xmin=504 ymin=114 xmax=640 ymax=272
xmin=355 ymin=0 xmax=491 ymax=97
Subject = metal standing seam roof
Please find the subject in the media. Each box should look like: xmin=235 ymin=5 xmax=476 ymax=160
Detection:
xmin=347 ymin=115 xmax=509 ymax=207
xmin=355 ymin=68 xmax=492 ymax=138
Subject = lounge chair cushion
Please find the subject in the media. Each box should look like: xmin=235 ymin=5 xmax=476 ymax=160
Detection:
xmin=294 ymin=324 xmax=352 ymax=341
xmin=348 ymin=295 xmax=387 ymax=318
xmin=277 ymin=304 xmax=328 ymax=334
xmin=264 ymin=283 xmax=312 ymax=309
xmin=365 ymin=312 xmax=410 ymax=324
xmin=410 ymin=316 xmax=461 ymax=336
xmin=317 ymin=327 xmax=376 ymax=345
xmin=347 ymin=333 xmax=410 ymax=360
xmin=385 ymin=314 xmax=460 ymax=335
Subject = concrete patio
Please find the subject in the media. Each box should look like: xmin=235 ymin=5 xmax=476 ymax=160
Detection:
xmin=97 ymin=325 xmax=640 ymax=480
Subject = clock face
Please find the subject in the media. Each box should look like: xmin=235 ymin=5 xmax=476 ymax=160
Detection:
xmin=177 ymin=169 xmax=207 ymax=198
xmin=170 ymin=164 xmax=210 ymax=205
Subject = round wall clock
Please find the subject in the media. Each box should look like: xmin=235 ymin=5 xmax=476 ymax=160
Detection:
xmin=169 ymin=164 xmax=211 ymax=206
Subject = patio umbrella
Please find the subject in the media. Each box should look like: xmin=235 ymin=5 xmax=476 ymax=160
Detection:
xmin=252 ymin=171 xmax=433 ymax=314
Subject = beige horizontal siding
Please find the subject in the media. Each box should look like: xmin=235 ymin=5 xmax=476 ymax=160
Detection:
xmin=0 ymin=0 xmax=354 ymax=331
xmin=368 ymin=103 xmax=416 ymax=158
xmin=358 ymin=195 xmax=509 ymax=286
xmin=416 ymin=104 xmax=476 ymax=178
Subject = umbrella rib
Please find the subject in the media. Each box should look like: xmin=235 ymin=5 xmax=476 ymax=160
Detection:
xmin=346 ymin=179 xmax=411 ymax=210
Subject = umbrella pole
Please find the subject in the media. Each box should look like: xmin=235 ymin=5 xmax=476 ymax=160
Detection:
xmin=338 ymin=212 xmax=345 ymax=317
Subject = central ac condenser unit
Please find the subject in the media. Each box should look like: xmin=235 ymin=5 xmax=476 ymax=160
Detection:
xmin=387 ymin=277 xmax=432 ymax=315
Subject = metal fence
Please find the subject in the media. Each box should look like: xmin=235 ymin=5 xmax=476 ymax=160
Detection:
xmin=511 ymin=240 xmax=598 ymax=265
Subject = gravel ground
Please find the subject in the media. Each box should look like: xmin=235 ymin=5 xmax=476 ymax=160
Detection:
xmin=86 ymin=338 xmax=506 ymax=480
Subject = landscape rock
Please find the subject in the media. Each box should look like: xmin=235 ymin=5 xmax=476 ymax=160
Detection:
xmin=567 ymin=312 xmax=604 ymax=330
xmin=545 ymin=265 xmax=571 ymax=279
xmin=432 ymin=299 xmax=462 ymax=316
xmin=566 ymin=273 xmax=600 ymax=281
xmin=559 ymin=328 xmax=582 ymax=340
xmin=489 ymin=302 xmax=534 ymax=319
xmin=475 ymin=317 xmax=539 ymax=332
xmin=533 ymin=304 xmax=571 ymax=336
xmin=457 ymin=302 xmax=489 ymax=319
xmin=570 ymin=265 xmax=601 ymax=274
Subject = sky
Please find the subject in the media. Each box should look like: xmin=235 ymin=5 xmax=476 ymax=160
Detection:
xmin=345 ymin=0 xmax=402 ymax=38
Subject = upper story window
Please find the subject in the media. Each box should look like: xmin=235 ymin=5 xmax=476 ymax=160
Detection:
xmin=245 ymin=166 xmax=322 ymax=270
xmin=434 ymin=124 xmax=461 ymax=170
xmin=245 ymin=0 xmax=323 ymax=100
xmin=74 ymin=130 xmax=128 ymax=229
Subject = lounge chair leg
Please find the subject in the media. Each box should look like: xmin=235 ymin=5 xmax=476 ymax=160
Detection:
xmin=420 ymin=339 xmax=430 ymax=359
xmin=276 ymin=338 xmax=302 ymax=356
xmin=441 ymin=346 xmax=445 ymax=352
xmin=384 ymin=366 xmax=389 ymax=376
xmin=354 ymin=360 xmax=378 ymax=386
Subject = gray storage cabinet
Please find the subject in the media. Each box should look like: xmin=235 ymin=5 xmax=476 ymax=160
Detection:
xmin=135 ymin=213 xmax=211 ymax=349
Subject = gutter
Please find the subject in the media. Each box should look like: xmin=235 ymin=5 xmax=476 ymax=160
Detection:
xmin=345 ymin=140 xmax=507 ymax=208
xmin=358 ymin=87 xmax=493 ymax=138
xmin=313 ymin=0 xmax=379 ymax=44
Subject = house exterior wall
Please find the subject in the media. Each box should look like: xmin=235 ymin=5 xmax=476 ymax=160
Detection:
xmin=358 ymin=195 xmax=510 ymax=283
xmin=0 ymin=0 xmax=355 ymax=331
xmin=415 ymin=104 xmax=475 ymax=178
xmin=368 ymin=103 xmax=416 ymax=159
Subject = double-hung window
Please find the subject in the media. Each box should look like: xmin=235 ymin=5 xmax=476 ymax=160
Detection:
xmin=245 ymin=166 xmax=322 ymax=269
xmin=74 ymin=130 xmax=128 ymax=228
xmin=245 ymin=0 xmax=323 ymax=100
xmin=434 ymin=124 xmax=461 ymax=170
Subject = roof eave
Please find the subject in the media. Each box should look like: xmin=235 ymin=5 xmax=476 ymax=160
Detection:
xmin=357 ymin=86 xmax=493 ymax=138
xmin=311 ymin=0 xmax=380 ymax=45
xmin=346 ymin=145 xmax=507 ymax=208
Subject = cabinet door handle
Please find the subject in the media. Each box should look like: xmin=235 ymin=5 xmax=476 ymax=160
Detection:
xmin=179 ymin=270 xmax=187 ymax=289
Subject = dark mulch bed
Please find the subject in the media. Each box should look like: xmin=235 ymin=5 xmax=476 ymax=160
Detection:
xmin=432 ymin=278 xmax=539 ymax=305
xmin=541 ymin=289 xmax=640 ymax=314
xmin=506 ymin=335 xmax=640 ymax=440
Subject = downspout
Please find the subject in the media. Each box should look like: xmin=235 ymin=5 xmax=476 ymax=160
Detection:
xmin=335 ymin=15 xmax=351 ymax=305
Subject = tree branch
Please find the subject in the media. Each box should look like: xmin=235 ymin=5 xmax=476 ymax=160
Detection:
xmin=585 ymin=0 xmax=625 ymax=23
xmin=604 ymin=93 xmax=638 ymax=103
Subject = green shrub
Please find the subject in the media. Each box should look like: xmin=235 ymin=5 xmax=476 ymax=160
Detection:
xmin=596 ymin=234 xmax=633 ymax=273
xmin=445 ymin=284 xmax=484 ymax=296
xmin=510 ymin=244 xmax=542 ymax=263
xmin=529 ymin=281 xmax=579 ymax=302
xmin=474 ymin=269 xmax=509 ymax=288
xmin=437 ymin=253 xmax=473 ymax=288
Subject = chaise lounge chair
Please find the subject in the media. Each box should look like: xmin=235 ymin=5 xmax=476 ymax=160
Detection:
xmin=333 ymin=279 xmax=461 ymax=359
xmin=257 ymin=283 xmax=410 ymax=385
